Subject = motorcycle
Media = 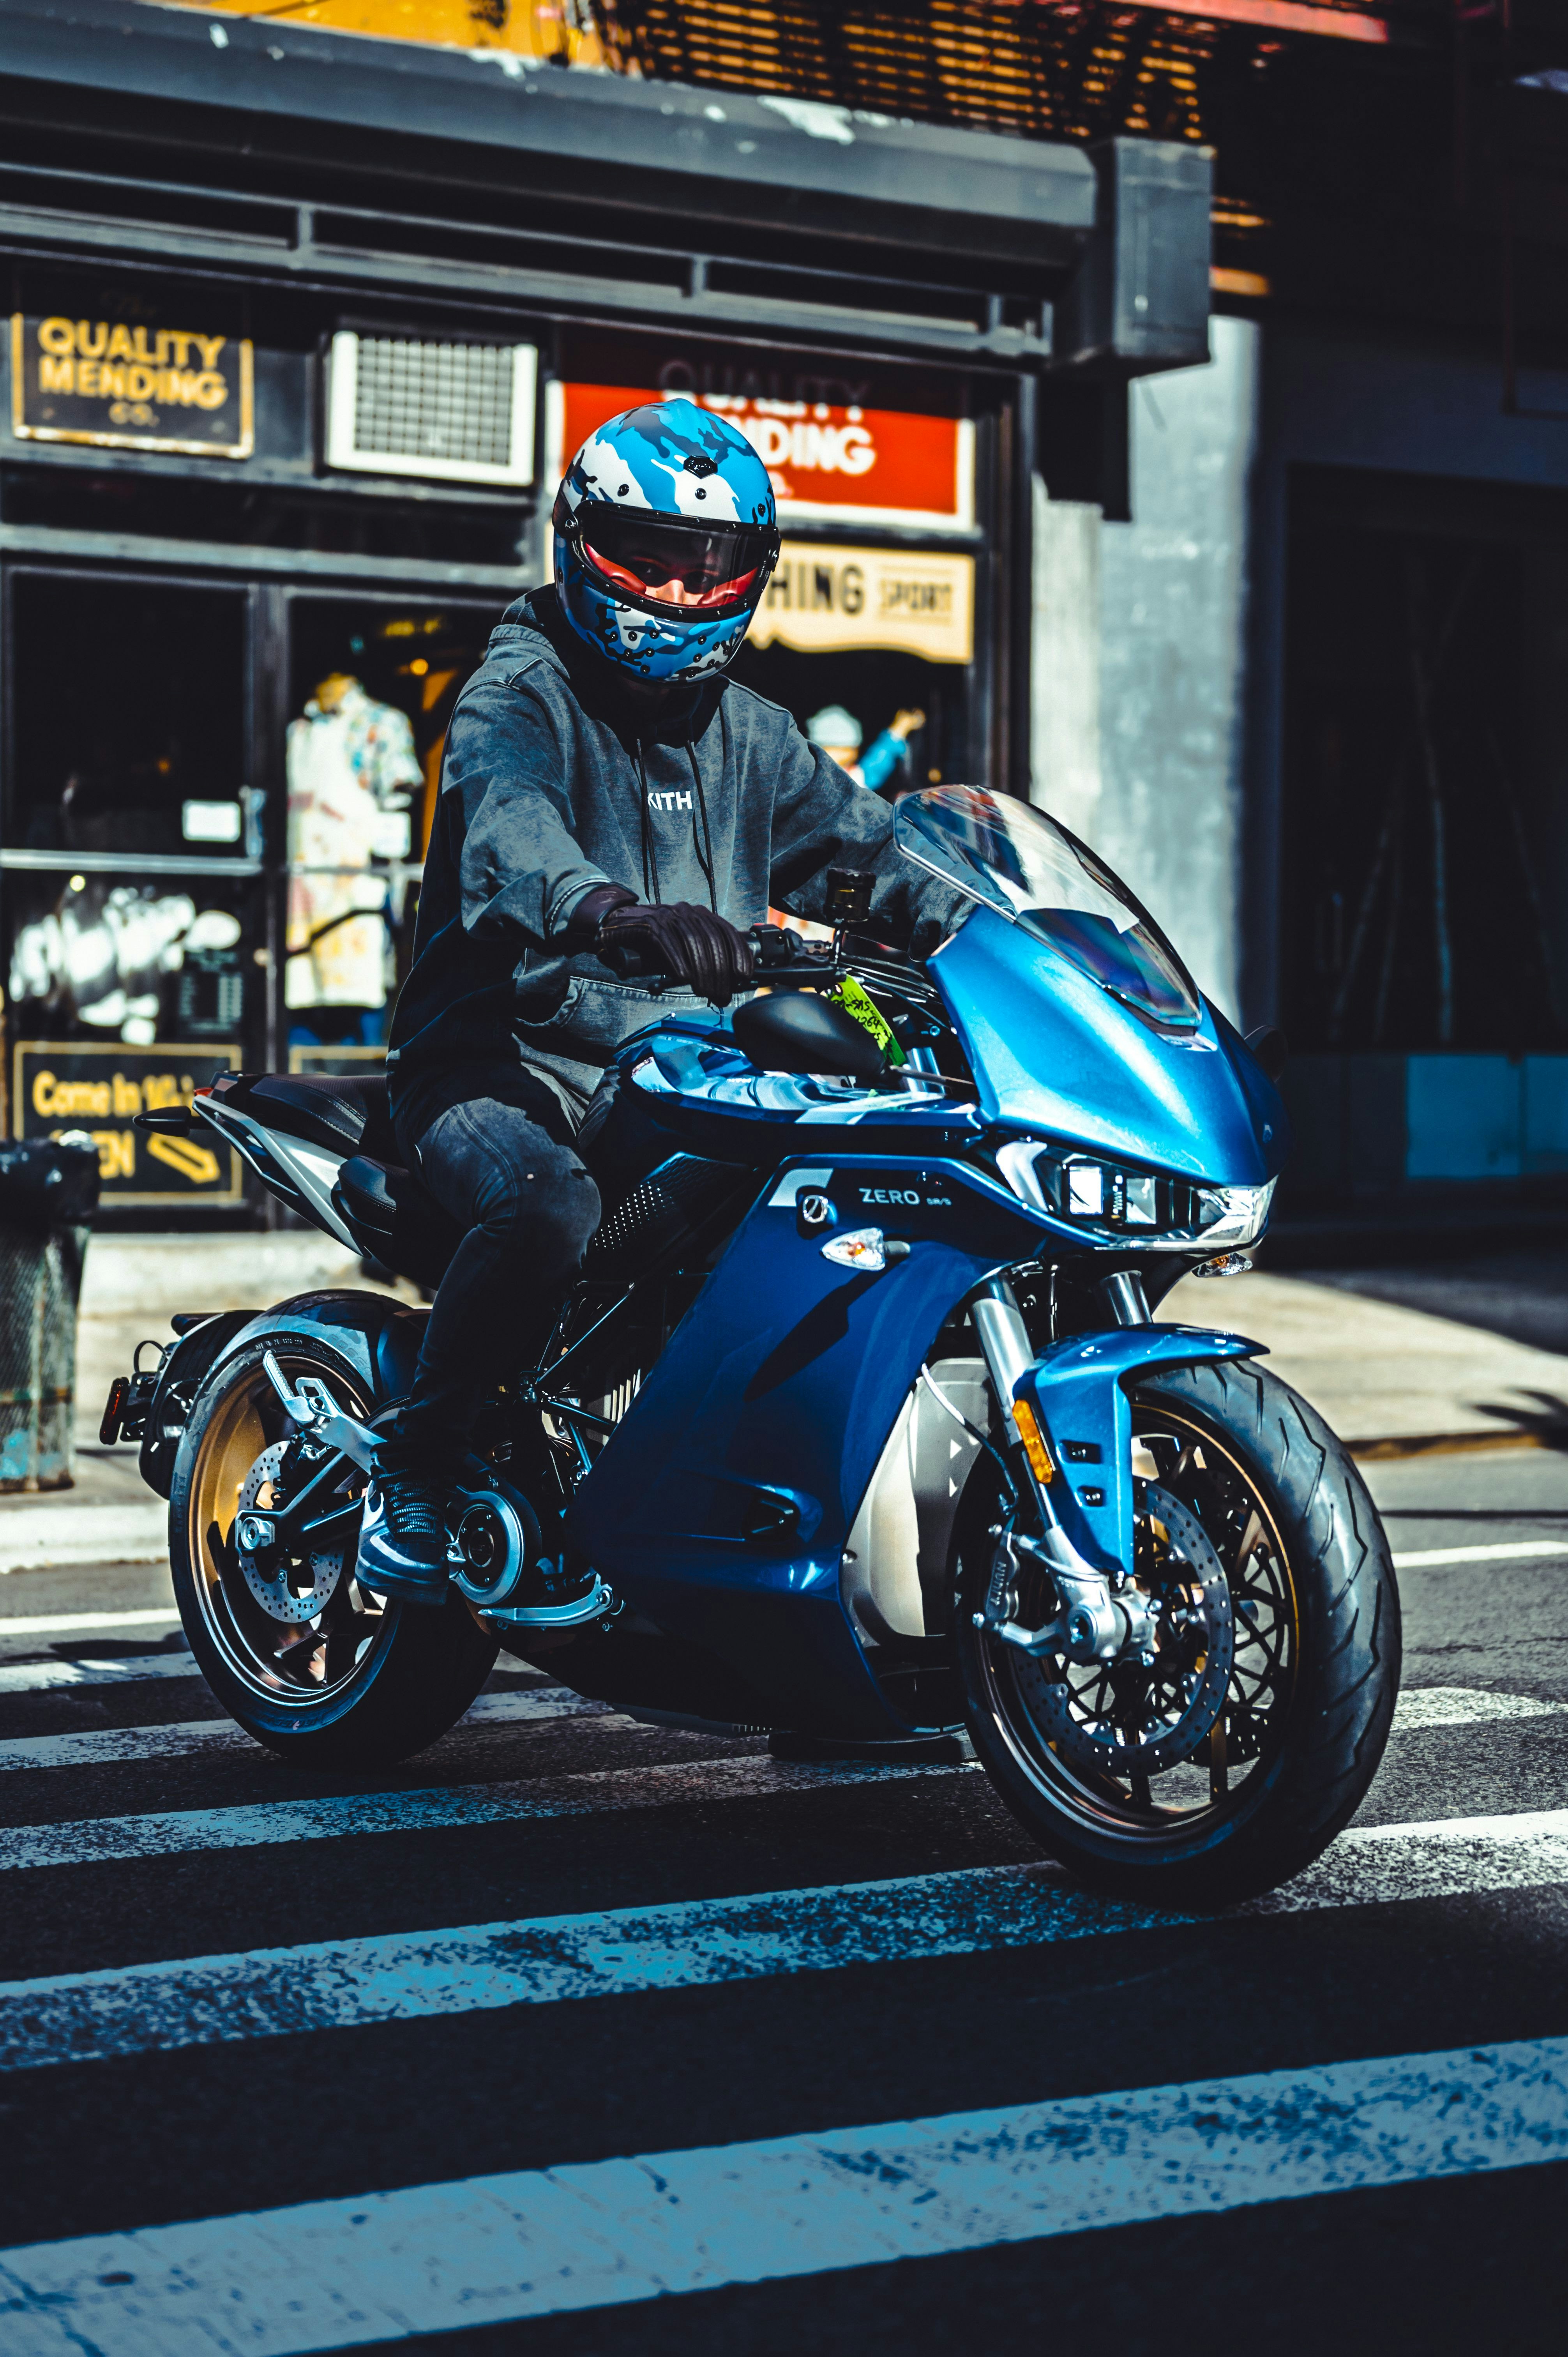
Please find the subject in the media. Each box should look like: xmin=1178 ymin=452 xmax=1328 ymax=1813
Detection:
xmin=104 ymin=785 xmax=1399 ymax=1905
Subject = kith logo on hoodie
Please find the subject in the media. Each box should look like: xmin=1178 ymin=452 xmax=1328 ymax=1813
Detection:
xmin=647 ymin=790 xmax=694 ymax=813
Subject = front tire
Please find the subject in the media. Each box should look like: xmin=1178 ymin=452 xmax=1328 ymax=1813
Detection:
xmin=170 ymin=1334 xmax=497 ymax=1768
xmin=955 ymin=1357 xmax=1400 ymax=1906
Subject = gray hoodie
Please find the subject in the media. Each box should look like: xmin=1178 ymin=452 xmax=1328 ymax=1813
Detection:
xmin=388 ymin=589 xmax=962 ymax=1126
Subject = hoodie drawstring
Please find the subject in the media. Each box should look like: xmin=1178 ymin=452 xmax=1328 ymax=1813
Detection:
xmin=634 ymin=740 xmax=663 ymax=905
xmin=687 ymin=744 xmax=719 ymax=916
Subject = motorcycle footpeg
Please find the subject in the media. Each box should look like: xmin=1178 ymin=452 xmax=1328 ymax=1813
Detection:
xmin=478 ymin=1573 xmax=616 ymax=1633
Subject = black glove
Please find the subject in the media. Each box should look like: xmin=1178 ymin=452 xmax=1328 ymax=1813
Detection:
xmin=598 ymin=899 xmax=756 ymax=1007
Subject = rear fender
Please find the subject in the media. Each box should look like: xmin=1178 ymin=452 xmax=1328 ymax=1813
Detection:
xmin=1015 ymin=1324 xmax=1264 ymax=1576
xmin=138 ymin=1311 xmax=254 ymax=1499
xmin=140 ymin=1289 xmax=427 ymax=1497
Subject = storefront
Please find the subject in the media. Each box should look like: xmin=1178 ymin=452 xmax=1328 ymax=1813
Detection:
xmin=0 ymin=0 xmax=1212 ymax=1224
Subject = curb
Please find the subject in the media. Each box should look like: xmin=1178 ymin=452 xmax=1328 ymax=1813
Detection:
xmin=1349 ymin=1426 xmax=1567 ymax=1463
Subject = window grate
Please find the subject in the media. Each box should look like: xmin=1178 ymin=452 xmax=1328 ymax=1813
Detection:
xmin=325 ymin=332 xmax=537 ymax=487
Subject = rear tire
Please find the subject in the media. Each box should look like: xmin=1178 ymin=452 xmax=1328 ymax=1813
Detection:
xmin=170 ymin=1334 xmax=497 ymax=1768
xmin=955 ymin=1356 xmax=1400 ymax=1907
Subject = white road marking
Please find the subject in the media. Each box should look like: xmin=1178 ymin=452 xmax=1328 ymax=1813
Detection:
xmin=0 ymin=1675 xmax=1548 ymax=1772
xmin=0 ymin=1502 xmax=167 ymax=1573
xmin=0 ymin=1651 xmax=201 ymax=1695
xmin=0 ymin=1685 xmax=620 ymax=1772
xmin=0 ymin=1608 xmax=181 ymax=1640
xmin=4 ymin=2036 xmax=1565 ymax=2346
xmin=1392 ymin=1538 xmax=1568 ymax=1569
xmin=4 ymin=1806 xmax=1567 ymax=2075
xmin=1392 ymin=1685 xmax=1565 ymax=1730
xmin=0 ymin=1753 xmax=968 ymax=1874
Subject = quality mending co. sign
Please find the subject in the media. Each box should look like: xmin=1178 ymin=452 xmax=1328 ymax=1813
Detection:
xmin=10 ymin=313 xmax=254 ymax=458
xmin=546 ymin=381 xmax=973 ymax=532
xmin=15 ymin=1046 xmax=241 ymax=1206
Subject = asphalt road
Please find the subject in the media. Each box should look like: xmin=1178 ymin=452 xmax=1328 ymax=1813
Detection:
xmin=0 ymin=1447 xmax=1566 ymax=2354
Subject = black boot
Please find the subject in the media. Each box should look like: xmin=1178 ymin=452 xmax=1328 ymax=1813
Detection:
xmin=356 ymin=1451 xmax=456 ymax=1608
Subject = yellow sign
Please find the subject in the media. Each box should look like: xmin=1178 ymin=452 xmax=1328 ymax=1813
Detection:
xmin=749 ymin=540 xmax=974 ymax=663
xmin=11 ymin=315 xmax=254 ymax=458
xmin=13 ymin=1044 xmax=242 ymax=1205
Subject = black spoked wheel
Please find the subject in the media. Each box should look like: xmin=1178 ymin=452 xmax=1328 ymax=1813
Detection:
xmin=954 ymin=1357 xmax=1400 ymax=1906
xmin=169 ymin=1336 xmax=496 ymax=1767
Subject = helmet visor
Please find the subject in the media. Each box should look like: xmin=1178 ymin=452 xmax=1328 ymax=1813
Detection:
xmin=572 ymin=504 xmax=777 ymax=614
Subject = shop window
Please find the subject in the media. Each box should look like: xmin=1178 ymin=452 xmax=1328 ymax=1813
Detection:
xmin=729 ymin=642 xmax=963 ymax=800
xmin=1281 ymin=468 xmax=1568 ymax=1056
xmin=284 ymin=596 xmax=495 ymax=1060
xmin=5 ymin=867 xmax=256 ymax=1209
xmin=6 ymin=867 xmax=256 ymax=1050
xmin=7 ymin=573 xmax=247 ymax=856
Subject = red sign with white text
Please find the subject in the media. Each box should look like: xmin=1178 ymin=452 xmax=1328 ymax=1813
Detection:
xmin=546 ymin=382 xmax=973 ymax=531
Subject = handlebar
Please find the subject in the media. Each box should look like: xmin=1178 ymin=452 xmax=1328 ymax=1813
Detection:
xmin=599 ymin=922 xmax=839 ymax=992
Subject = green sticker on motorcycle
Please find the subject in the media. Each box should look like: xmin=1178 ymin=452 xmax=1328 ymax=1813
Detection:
xmin=831 ymin=974 xmax=905 ymax=1065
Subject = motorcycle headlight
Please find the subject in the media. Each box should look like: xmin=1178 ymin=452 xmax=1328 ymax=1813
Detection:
xmin=995 ymin=1142 xmax=1275 ymax=1253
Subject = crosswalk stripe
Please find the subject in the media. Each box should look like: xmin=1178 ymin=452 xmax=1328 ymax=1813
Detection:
xmin=0 ymin=1677 xmax=1550 ymax=1773
xmin=4 ymin=2034 xmax=1565 ymax=2346
xmin=1392 ymin=1538 xmax=1568 ymax=1569
xmin=0 ymin=1753 xmax=968 ymax=1874
xmin=0 ymin=1684 xmax=620 ymax=1772
xmin=0 ymin=1650 xmax=200 ymax=1696
xmin=1390 ymin=1685 xmax=1565 ymax=1730
xmin=4 ymin=1806 xmax=1567 ymax=2076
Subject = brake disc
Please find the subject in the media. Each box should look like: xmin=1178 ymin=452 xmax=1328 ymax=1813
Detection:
xmin=233 ymin=1442 xmax=344 ymax=1626
xmin=1016 ymin=1483 xmax=1234 ymax=1780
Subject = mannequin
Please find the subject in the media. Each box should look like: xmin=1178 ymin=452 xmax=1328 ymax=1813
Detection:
xmin=285 ymin=674 xmax=420 ymax=1041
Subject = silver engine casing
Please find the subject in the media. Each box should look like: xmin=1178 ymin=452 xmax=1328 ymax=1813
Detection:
xmin=840 ymin=1357 xmax=988 ymax=1645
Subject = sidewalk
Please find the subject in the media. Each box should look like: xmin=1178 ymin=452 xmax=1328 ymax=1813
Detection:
xmin=3 ymin=1240 xmax=1564 ymax=1573
xmin=1161 ymin=1269 xmax=1568 ymax=1454
xmin=0 ymin=1233 xmax=411 ymax=1570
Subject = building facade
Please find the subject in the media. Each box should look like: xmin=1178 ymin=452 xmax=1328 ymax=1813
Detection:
xmin=0 ymin=0 xmax=1210 ymax=1222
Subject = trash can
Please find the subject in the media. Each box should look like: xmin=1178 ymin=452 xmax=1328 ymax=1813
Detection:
xmin=0 ymin=1135 xmax=101 ymax=1491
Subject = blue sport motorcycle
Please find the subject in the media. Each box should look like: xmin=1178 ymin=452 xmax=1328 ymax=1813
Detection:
xmin=109 ymin=787 xmax=1400 ymax=1906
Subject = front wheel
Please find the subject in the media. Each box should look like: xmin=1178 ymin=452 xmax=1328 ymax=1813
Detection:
xmin=169 ymin=1334 xmax=497 ymax=1767
xmin=954 ymin=1357 xmax=1400 ymax=1907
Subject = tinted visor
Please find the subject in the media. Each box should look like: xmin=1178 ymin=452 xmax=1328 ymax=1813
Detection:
xmin=569 ymin=500 xmax=777 ymax=613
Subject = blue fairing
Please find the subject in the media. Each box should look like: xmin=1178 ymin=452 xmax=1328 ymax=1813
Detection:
xmin=931 ymin=905 xmax=1288 ymax=1183
xmin=568 ymin=1157 xmax=1044 ymax=1735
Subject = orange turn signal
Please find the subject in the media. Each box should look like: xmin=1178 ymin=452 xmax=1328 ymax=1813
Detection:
xmin=1011 ymin=1396 xmax=1054 ymax=1485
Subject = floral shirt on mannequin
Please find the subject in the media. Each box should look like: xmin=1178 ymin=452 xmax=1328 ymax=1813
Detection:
xmin=286 ymin=677 xmax=421 ymax=1012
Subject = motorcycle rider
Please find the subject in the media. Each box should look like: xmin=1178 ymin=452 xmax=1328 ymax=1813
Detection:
xmin=359 ymin=396 xmax=961 ymax=1604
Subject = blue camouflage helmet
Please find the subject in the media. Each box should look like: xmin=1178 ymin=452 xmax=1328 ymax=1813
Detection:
xmin=552 ymin=397 xmax=780 ymax=684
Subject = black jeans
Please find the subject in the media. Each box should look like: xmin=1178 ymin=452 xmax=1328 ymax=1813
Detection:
xmin=387 ymin=1062 xmax=603 ymax=1466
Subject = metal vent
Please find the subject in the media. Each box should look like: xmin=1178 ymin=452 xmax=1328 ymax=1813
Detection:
xmin=325 ymin=331 xmax=537 ymax=486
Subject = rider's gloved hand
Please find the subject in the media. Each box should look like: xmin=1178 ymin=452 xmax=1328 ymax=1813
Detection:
xmin=597 ymin=899 xmax=756 ymax=1007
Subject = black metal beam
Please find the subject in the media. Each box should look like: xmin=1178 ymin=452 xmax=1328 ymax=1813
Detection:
xmin=0 ymin=0 xmax=1097 ymax=272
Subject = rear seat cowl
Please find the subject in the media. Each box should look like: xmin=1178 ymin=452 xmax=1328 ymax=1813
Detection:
xmin=210 ymin=1071 xmax=398 ymax=1161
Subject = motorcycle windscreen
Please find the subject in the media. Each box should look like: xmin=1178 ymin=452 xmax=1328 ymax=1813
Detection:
xmin=894 ymin=785 xmax=1199 ymax=1031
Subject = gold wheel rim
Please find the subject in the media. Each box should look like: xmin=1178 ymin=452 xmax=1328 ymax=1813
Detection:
xmin=186 ymin=1352 xmax=389 ymax=1707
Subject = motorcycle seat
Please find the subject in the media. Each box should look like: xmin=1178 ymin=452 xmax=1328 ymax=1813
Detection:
xmin=210 ymin=1070 xmax=400 ymax=1163
xmin=333 ymin=1153 xmax=464 ymax=1291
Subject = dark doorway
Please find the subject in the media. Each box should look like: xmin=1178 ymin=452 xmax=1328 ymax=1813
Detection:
xmin=1280 ymin=467 xmax=1568 ymax=1055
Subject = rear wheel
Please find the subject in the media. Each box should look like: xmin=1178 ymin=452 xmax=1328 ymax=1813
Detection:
xmin=954 ymin=1357 xmax=1400 ymax=1906
xmin=169 ymin=1336 xmax=497 ymax=1767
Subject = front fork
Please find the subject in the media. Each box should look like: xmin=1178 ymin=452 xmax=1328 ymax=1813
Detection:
xmin=968 ymin=1276 xmax=1261 ymax=1665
